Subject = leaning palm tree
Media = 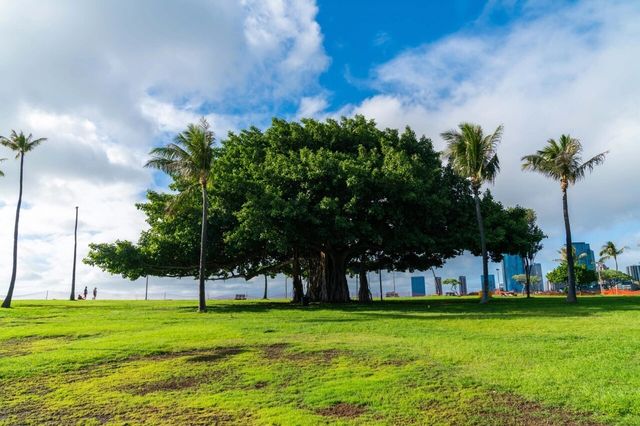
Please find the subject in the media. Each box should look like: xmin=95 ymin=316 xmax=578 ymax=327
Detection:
xmin=522 ymin=135 xmax=607 ymax=303
xmin=599 ymin=241 xmax=627 ymax=271
xmin=442 ymin=123 xmax=503 ymax=303
xmin=1 ymin=131 xmax=46 ymax=308
xmin=145 ymin=118 xmax=215 ymax=312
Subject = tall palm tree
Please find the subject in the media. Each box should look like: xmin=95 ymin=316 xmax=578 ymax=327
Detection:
xmin=1 ymin=131 xmax=46 ymax=308
xmin=599 ymin=241 xmax=627 ymax=271
xmin=442 ymin=123 xmax=503 ymax=303
xmin=145 ymin=118 xmax=215 ymax=312
xmin=522 ymin=135 xmax=606 ymax=303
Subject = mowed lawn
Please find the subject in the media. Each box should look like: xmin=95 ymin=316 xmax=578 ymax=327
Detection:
xmin=1 ymin=297 xmax=640 ymax=425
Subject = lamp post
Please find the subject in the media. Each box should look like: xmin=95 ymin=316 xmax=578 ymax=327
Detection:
xmin=70 ymin=206 xmax=79 ymax=301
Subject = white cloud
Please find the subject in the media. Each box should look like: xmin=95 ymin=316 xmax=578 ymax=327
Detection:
xmin=0 ymin=0 xmax=328 ymax=299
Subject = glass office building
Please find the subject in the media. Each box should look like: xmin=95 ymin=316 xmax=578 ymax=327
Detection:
xmin=502 ymin=254 xmax=525 ymax=292
xmin=573 ymin=242 xmax=596 ymax=270
xmin=480 ymin=274 xmax=496 ymax=291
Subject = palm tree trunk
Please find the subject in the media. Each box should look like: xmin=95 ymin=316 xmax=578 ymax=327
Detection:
xmin=562 ymin=185 xmax=577 ymax=303
xmin=2 ymin=153 xmax=24 ymax=308
xmin=262 ymin=275 xmax=268 ymax=300
xmin=70 ymin=206 xmax=79 ymax=301
xmin=614 ymin=256 xmax=618 ymax=271
xmin=474 ymin=189 xmax=490 ymax=304
xmin=198 ymin=183 xmax=208 ymax=312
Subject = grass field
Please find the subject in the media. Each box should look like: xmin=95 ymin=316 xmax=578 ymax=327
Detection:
xmin=1 ymin=297 xmax=640 ymax=425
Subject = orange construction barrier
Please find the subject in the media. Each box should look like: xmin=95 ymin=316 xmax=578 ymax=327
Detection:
xmin=601 ymin=288 xmax=640 ymax=296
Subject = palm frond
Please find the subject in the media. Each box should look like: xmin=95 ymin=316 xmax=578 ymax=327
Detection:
xmin=574 ymin=151 xmax=608 ymax=182
xmin=522 ymin=134 xmax=606 ymax=185
xmin=145 ymin=118 xmax=216 ymax=184
xmin=441 ymin=122 xmax=502 ymax=188
xmin=0 ymin=130 xmax=47 ymax=154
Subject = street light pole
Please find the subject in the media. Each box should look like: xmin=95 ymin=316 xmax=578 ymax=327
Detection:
xmin=70 ymin=206 xmax=79 ymax=301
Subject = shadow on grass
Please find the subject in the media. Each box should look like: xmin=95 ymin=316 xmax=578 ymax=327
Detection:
xmin=174 ymin=296 xmax=640 ymax=320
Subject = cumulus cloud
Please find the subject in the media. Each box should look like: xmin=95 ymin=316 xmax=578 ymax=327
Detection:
xmin=347 ymin=0 xmax=640 ymax=282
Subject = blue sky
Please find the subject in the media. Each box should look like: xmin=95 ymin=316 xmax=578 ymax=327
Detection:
xmin=317 ymin=1 xmax=487 ymax=108
xmin=0 ymin=0 xmax=639 ymax=299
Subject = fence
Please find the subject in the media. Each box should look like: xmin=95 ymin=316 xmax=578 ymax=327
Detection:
xmin=601 ymin=288 xmax=640 ymax=296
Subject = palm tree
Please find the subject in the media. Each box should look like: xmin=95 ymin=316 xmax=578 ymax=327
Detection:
xmin=145 ymin=118 xmax=215 ymax=312
xmin=522 ymin=135 xmax=607 ymax=303
xmin=442 ymin=123 xmax=503 ymax=303
xmin=554 ymin=246 xmax=587 ymax=264
xmin=1 ymin=131 xmax=46 ymax=308
xmin=599 ymin=241 xmax=627 ymax=271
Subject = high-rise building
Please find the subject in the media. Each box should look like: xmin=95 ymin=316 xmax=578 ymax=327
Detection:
xmin=459 ymin=276 xmax=468 ymax=295
xmin=480 ymin=274 xmax=496 ymax=291
xmin=530 ymin=263 xmax=543 ymax=291
xmin=411 ymin=276 xmax=426 ymax=296
xmin=627 ymin=265 xmax=640 ymax=282
xmin=502 ymin=254 xmax=525 ymax=292
xmin=572 ymin=242 xmax=596 ymax=270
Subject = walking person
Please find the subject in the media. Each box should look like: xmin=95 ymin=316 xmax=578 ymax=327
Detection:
xmin=83 ymin=286 xmax=88 ymax=300
xmin=92 ymin=287 xmax=97 ymax=300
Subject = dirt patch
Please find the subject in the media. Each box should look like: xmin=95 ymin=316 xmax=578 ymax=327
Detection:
xmin=126 ymin=376 xmax=204 ymax=395
xmin=186 ymin=347 xmax=245 ymax=363
xmin=474 ymin=391 xmax=603 ymax=426
xmin=316 ymin=402 xmax=367 ymax=418
xmin=262 ymin=343 xmax=291 ymax=359
xmin=261 ymin=344 xmax=344 ymax=363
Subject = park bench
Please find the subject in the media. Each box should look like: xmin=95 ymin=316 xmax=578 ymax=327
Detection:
xmin=234 ymin=294 xmax=247 ymax=300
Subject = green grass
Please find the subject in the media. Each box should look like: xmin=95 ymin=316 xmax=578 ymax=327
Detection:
xmin=1 ymin=296 xmax=639 ymax=425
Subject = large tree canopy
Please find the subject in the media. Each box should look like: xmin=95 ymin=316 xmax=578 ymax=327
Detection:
xmin=86 ymin=116 xmax=539 ymax=303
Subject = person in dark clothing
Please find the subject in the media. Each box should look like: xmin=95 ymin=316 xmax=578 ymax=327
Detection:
xmin=83 ymin=286 xmax=88 ymax=300
xmin=92 ymin=287 xmax=97 ymax=300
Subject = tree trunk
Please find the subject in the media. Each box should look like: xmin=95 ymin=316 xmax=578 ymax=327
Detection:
xmin=197 ymin=183 xmax=208 ymax=312
xmin=614 ymin=256 xmax=618 ymax=271
xmin=292 ymin=252 xmax=304 ymax=303
xmin=379 ymin=269 xmax=383 ymax=301
xmin=358 ymin=268 xmax=372 ymax=303
xmin=562 ymin=184 xmax=577 ymax=303
xmin=2 ymin=153 xmax=24 ymax=308
xmin=262 ymin=275 xmax=268 ymax=300
xmin=474 ymin=189 xmax=490 ymax=304
xmin=70 ymin=206 xmax=79 ymax=301
xmin=523 ymin=256 xmax=531 ymax=299
xmin=308 ymin=251 xmax=350 ymax=303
